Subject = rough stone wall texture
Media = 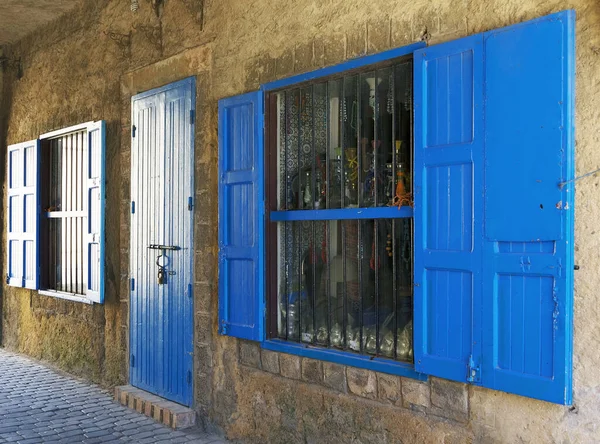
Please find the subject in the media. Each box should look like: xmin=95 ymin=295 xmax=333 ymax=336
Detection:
xmin=0 ymin=0 xmax=599 ymax=442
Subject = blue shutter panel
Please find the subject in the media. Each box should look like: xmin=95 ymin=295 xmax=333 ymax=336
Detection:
xmin=481 ymin=10 xmax=575 ymax=405
xmin=86 ymin=121 xmax=106 ymax=303
xmin=7 ymin=140 xmax=40 ymax=289
xmin=413 ymin=35 xmax=484 ymax=382
xmin=218 ymin=91 xmax=264 ymax=341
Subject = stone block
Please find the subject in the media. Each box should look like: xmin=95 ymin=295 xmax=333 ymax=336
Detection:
xmin=276 ymin=50 xmax=294 ymax=78
xmin=162 ymin=408 xmax=172 ymax=427
xmin=401 ymin=378 xmax=430 ymax=409
xmin=377 ymin=373 xmax=401 ymax=406
xmin=196 ymin=343 xmax=213 ymax=375
xmin=239 ymin=341 xmax=261 ymax=368
xmin=261 ymin=349 xmax=280 ymax=374
xmin=294 ymin=41 xmax=314 ymax=73
xmin=135 ymin=397 xmax=144 ymax=413
xmin=346 ymin=25 xmax=367 ymax=59
xmin=318 ymin=33 xmax=345 ymax=67
xmin=322 ymin=362 xmax=347 ymax=393
xmin=391 ymin=16 xmax=412 ymax=48
xmin=430 ymin=378 xmax=469 ymax=422
xmin=196 ymin=372 xmax=211 ymax=407
xmin=368 ymin=19 xmax=391 ymax=54
xmin=346 ymin=367 xmax=377 ymax=399
xmin=279 ymin=353 xmax=302 ymax=380
xmin=302 ymin=358 xmax=323 ymax=384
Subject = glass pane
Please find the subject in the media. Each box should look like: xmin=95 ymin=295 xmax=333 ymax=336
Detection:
xmin=359 ymin=72 xmax=373 ymax=207
xmin=298 ymin=87 xmax=313 ymax=210
xmin=277 ymin=220 xmax=304 ymax=341
xmin=376 ymin=67 xmax=395 ymax=207
xmin=283 ymin=89 xmax=301 ymax=210
xmin=313 ymin=84 xmax=327 ymax=210
xmin=393 ymin=61 xmax=413 ymax=207
xmin=277 ymin=92 xmax=287 ymax=211
xmin=395 ymin=218 xmax=413 ymax=362
xmin=342 ymin=75 xmax=359 ymax=208
xmin=327 ymin=79 xmax=342 ymax=209
xmin=277 ymin=218 xmax=413 ymax=362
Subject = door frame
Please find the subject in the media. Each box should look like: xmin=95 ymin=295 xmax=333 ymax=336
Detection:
xmin=129 ymin=76 xmax=196 ymax=406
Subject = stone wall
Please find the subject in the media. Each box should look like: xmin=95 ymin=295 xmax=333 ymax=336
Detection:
xmin=1 ymin=0 xmax=599 ymax=442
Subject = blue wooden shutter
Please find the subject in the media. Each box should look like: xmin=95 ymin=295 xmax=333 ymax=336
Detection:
xmin=413 ymin=35 xmax=484 ymax=382
xmin=481 ymin=11 xmax=575 ymax=405
xmin=7 ymin=140 xmax=40 ymax=289
xmin=86 ymin=121 xmax=106 ymax=303
xmin=218 ymin=91 xmax=265 ymax=341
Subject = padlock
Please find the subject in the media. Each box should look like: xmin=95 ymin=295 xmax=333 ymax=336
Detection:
xmin=157 ymin=268 xmax=166 ymax=285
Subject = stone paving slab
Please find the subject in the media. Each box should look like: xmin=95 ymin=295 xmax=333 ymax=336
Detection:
xmin=0 ymin=349 xmax=229 ymax=444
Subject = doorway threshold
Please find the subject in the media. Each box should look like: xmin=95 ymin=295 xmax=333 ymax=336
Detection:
xmin=115 ymin=385 xmax=196 ymax=430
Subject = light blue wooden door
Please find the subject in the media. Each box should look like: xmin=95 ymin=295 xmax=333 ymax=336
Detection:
xmin=130 ymin=78 xmax=195 ymax=406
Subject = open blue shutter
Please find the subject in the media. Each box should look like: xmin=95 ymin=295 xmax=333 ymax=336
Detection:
xmin=413 ymin=35 xmax=484 ymax=382
xmin=218 ymin=91 xmax=264 ymax=341
xmin=7 ymin=140 xmax=39 ymax=289
xmin=481 ymin=11 xmax=575 ymax=405
xmin=415 ymin=10 xmax=574 ymax=403
xmin=86 ymin=121 xmax=106 ymax=303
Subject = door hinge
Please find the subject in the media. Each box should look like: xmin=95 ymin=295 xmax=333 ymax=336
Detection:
xmin=467 ymin=355 xmax=480 ymax=383
xmin=188 ymin=196 xmax=193 ymax=211
xmin=132 ymin=125 xmax=136 ymax=138
xmin=130 ymin=278 xmax=135 ymax=292
xmin=131 ymin=201 xmax=135 ymax=214
xmin=130 ymin=354 xmax=135 ymax=368
xmin=189 ymin=109 xmax=195 ymax=124
xmin=187 ymin=370 xmax=192 ymax=385
xmin=188 ymin=283 xmax=193 ymax=298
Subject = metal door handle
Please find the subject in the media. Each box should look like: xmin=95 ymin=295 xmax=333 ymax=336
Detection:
xmin=148 ymin=244 xmax=181 ymax=251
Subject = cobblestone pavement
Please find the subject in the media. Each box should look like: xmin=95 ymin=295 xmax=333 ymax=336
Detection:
xmin=0 ymin=349 xmax=228 ymax=444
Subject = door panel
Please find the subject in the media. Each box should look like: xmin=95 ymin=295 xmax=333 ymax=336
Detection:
xmin=130 ymin=78 xmax=195 ymax=407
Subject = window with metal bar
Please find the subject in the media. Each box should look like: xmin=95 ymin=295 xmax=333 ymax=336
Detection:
xmin=267 ymin=58 xmax=414 ymax=362
xmin=40 ymin=130 xmax=88 ymax=295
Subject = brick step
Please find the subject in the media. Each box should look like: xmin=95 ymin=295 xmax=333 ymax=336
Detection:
xmin=115 ymin=385 xmax=196 ymax=430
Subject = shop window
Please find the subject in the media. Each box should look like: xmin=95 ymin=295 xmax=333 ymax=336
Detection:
xmin=217 ymin=10 xmax=575 ymax=405
xmin=270 ymin=62 xmax=414 ymax=361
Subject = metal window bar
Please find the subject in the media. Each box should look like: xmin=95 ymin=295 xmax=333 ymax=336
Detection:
xmin=274 ymin=58 xmax=413 ymax=362
xmin=392 ymin=64 xmax=398 ymax=360
xmin=296 ymin=89 xmax=303 ymax=343
xmin=310 ymin=86 xmax=317 ymax=345
xmin=283 ymin=91 xmax=290 ymax=341
xmin=340 ymin=78 xmax=347 ymax=349
xmin=325 ymin=81 xmax=332 ymax=347
xmin=47 ymin=131 xmax=87 ymax=295
xmin=373 ymin=70 xmax=380 ymax=355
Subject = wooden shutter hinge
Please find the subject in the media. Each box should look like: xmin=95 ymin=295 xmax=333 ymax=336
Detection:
xmin=467 ymin=355 xmax=480 ymax=383
xmin=187 ymin=370 xmax=192 ymax=385
xmin=132 ymin=125 xmax=136 ymax=138
xmin=130 ymin=354 xmax=135 ymax=367
xmin=188 ymin=196 xmax=193 ymax=211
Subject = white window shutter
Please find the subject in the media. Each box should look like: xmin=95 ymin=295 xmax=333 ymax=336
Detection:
xmin=86 ymin=121 xmax=105 ymax=303
xmin=7 ymin=140 xmax=40 ymax=289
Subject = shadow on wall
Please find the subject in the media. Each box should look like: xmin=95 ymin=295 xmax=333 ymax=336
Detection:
xmin=0 ymin=56 xmax=19 ymax=345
